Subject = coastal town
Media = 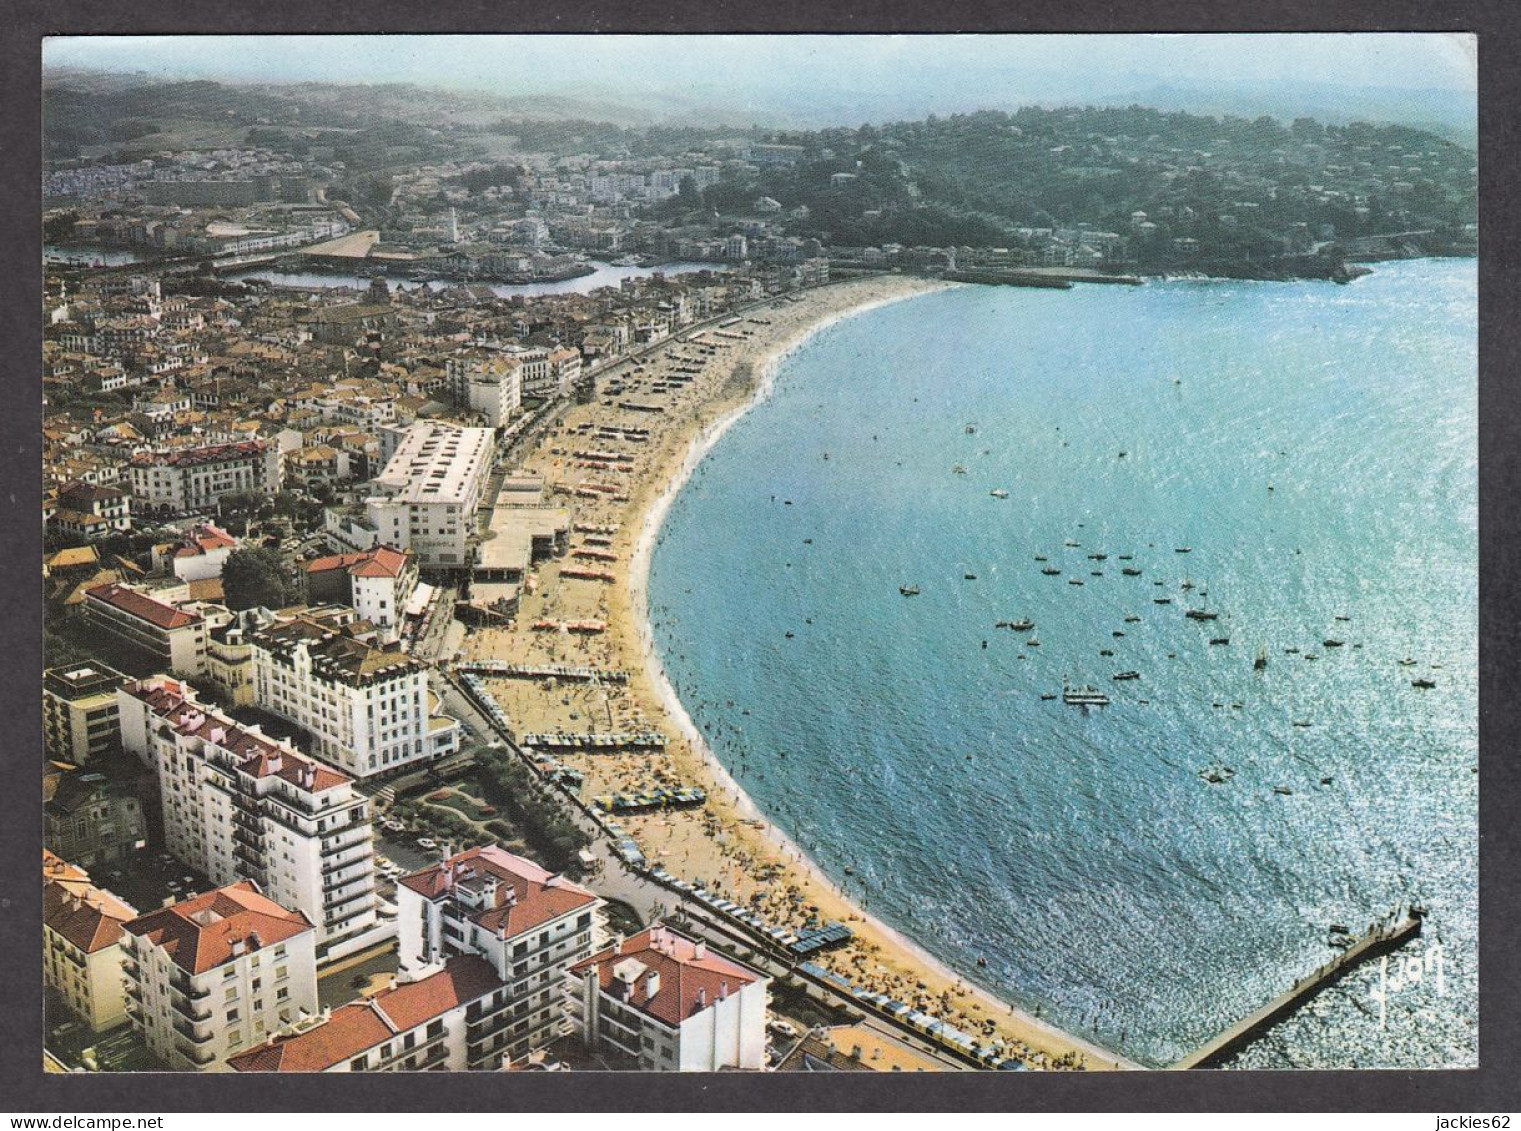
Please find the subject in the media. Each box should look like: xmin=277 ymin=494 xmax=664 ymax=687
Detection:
xmin=39 ymin=63 xmax=1477 ymax=1078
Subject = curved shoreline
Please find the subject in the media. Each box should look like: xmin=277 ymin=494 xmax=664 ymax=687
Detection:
xmin=625 ymin=280 xmax=1140 ymax=1070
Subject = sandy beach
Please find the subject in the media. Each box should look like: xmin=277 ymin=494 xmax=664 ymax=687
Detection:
xmin=460 ymin=274 xmax=1136 ymax=1070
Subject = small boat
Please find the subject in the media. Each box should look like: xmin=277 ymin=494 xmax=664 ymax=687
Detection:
xmin=1034 ymin=555 xmax=1048 ymax=562
xmin=1209 ymin=637 xmax=1230 ymax=646
xmin=1008 ymin=619 xmax=1035 ymax=632
xmin=1062 ymin=681 xmax=1110 ymax=707
xmin=1112 ymin=630 xmax=1125 ymax=638
xmin=1124 ymin=615 xmax=1141 ymax=623
xmin=1069 ymin=578 xmax=1084 ymax=586
xmin=1091 ymin=571 xmax=1104 ymax=577
xmin=1285 ymin=647 xmax=1301 ymax=654
xmin=1117 ymin=555 xmax=1133 ymax=561
xmin=977 ymin=957 xmax=988 ymax=968
xmin=1273 ymin=786 xmax=1293 ymax=796
xmin=784 ymin=632 xmax=795 ymax=639
xmin=990 ymin=488 xmax=1010 ymax=499
xmin=1335 ymin=615 xmax=1351 ymax=622
xmin=965 ymin=573 xmax=978 ymax=580
xmin=1042 ymin=567 xmax=1061 ymax=576
xmin=1323 ymin=639 xmax=1345 ymax=648
xmin=1040 ymin=693 xmax=1057 ymax=701
xmin=1064 ymin=539 xmax=1080 ymax=548
xmin=1122 ymin=568 xmax=1142 ymax=576
xmin=1088 ymin=553 xmax=1107 ymax=561
xmin=1027 ymin=638 xmax=1041 ymax=647
xmin=1293 ymin=720 xmax=1313 ymax=727
xmin=1113 ymin=671 xmax=1140 ymax=681
xmin=1099 ymin=649 xmax=1115 ymax=657
xmin=952 ymin=464 xmax=967 ymax=475
xmin=1199 ymin=765 xmax=1235 ymax=784
xmin=1411 ymin=678 xmax=1436 ymax=689
xmin=1398 ymin=658 xmax=1417 ymax=666
xmin=1180 ymin=579 xmax=1196 ymax=590
xmin=1154 ymin=597 xmax=1173 ymax=605
xmin=1254 ymin=648 xmax=1268 ymax=670
xmin=899 ymin=585 xmax=920 ymax=596
xmin=1175 ymin=547 xmax=1193 ymax=554
xmin=1186 ymin=610 xmax=1219 ymax=621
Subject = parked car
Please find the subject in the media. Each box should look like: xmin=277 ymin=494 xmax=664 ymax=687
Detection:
xmin=417 ymin=838 xmax=438 ymax=850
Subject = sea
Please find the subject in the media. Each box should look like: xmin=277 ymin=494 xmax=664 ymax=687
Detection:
xmin=645 ymin=258 xmax=1478 ymax=1070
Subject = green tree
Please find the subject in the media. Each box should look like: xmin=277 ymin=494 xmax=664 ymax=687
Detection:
xmin=221 ymin=546 xmax=295 ymax=611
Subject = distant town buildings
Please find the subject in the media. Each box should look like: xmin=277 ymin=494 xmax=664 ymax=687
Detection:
xmin=129 ymin=440 xmax=281 ymax=516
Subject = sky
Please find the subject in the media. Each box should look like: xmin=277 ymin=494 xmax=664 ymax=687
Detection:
xmin=41 ymin=34 xmax=1477 ymax=130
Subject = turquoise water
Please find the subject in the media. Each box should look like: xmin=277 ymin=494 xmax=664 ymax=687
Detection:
xmin=646 ymin=260 xmax=1478 ymax=1069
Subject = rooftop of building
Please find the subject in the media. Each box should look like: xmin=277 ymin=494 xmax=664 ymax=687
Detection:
xmin=44 ymin=661 xmax=129 ymax=702
xmin=129 ymin=439 xmax=267 ymax=468
xmin=226 ymin=955 xmax=502 ymax=1072
xmin=43 ymin=850 xmax=138 ymax=954
xmin=124 ymin=881 xmax=314 ymax=974
xmin=123 ymin=676 xmax=350 ymax=793
xmin=252 ymin=612 xmax=420 ymax=684
xmin=85 ymin=582 xmax=202 ymax=630
xmin=398 ymin=844 xmax=598 ymax=937
xmin=303 ymin=545 xmax=411 ymax=581
xmin=570 ymin=922 xmax=763 ymax=1029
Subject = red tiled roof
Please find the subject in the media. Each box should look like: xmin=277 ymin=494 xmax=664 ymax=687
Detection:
xmin=124 ymin=881 xmax=313 ymax=974
xmin=570 ymin=923 xmax=762 ymax=1029
xmin=123 ymin=679 xmax=351 ymax=794
xmin=227 ymin=956 xmax=503 ymax=1072
xmin=173 ymin=524 xmax=237 ymax=558
xmin=227 ymin=1002 xmax=390 ymax=1073
xmin=304 ymin=545 xmax=409 ymax=580
xmin=43 ymin=850 xmax=138 ymax=954
xmin=130 ymin=439 xmax=267 ymax=468
xmin=398 ymin=845 xmax=597 ymax=937
xmin=85 ymin=583 xmax=201 ymax=630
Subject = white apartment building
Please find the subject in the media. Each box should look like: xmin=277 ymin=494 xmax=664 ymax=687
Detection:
xmin=445 ymin=350 xmax=522 ymax=428
xmin=129 ymin=440 xmax=281 ymax=515
xmin=547 ymin=346 xmax=583 ymax=398
xmin=121 ymin=881 xmax=318 ymax=1071
xmin=151 ymin=522 xmax=238 ymax=582
xmin=570 ymin=922 xmax=770 ymax=1071
xmin=83 ymin=582 xmax=208 ymax=676
xmin=249 ymin=610 xmax=460 ymax=778
xmin=364 ymin=421 xmax=493 ymax=568
xmin=43 ymin=850 xmax=138 ymax=1033
xmin=227 ymin=955 xmax=510 ymax=1072
xmin=396 ymin=844 xmax=604 ymax=1066
xmin=303 ymin=545 xmax=418 ymax=642
xmin=117 ymin=675 xmax=388 ymax=960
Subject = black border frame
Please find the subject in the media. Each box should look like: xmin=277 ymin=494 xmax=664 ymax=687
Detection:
xmin=5 ymin=1 xmax=1517 ymax=1112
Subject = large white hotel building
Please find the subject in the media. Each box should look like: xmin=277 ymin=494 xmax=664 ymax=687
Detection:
xmin=363 ymin=421 xmax=493 ymax=569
